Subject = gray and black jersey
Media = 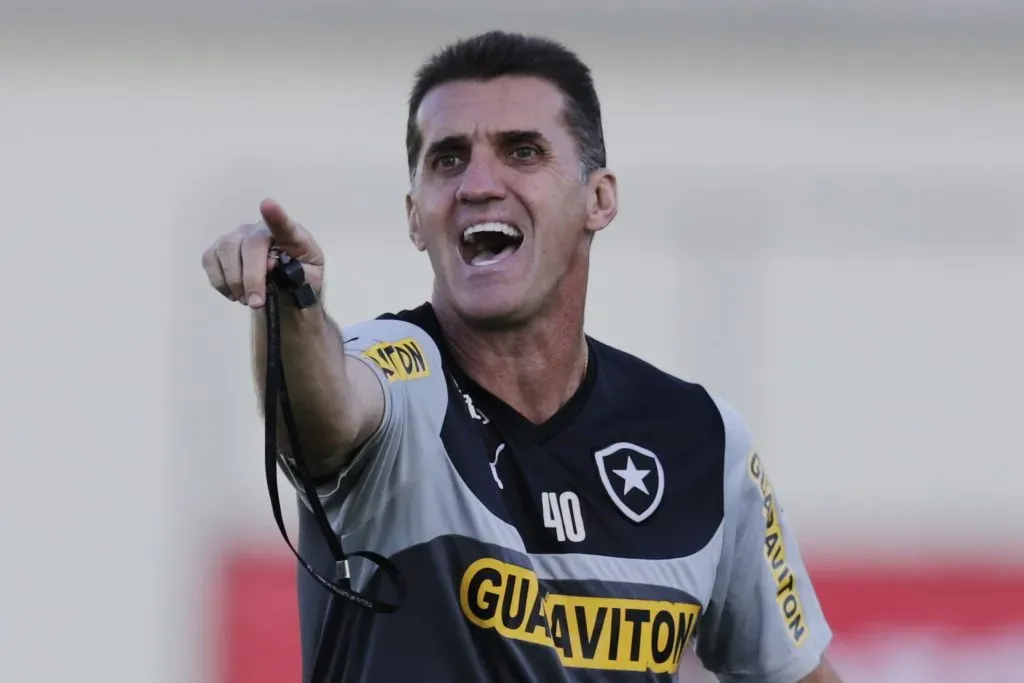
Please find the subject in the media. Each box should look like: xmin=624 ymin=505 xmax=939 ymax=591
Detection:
xmin=280 ymin=303 xmax=832 ymax=682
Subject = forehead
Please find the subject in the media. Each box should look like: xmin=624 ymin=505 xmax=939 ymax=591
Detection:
xmin=415 ymin=75 xmax=570 ymax=143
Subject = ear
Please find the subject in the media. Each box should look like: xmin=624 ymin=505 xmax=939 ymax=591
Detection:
xmin=584 ymin=169 xmax=618 ymax=235
xmin=406 ymin=192 xmax=426 ymax=251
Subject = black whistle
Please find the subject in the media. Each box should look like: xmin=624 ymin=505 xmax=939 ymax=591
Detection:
xmin=270 ymin=253 xmax=318 ymax=309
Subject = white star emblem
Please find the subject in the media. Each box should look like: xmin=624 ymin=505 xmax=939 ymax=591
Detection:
xmin=595 ymin=443 xmax=665 ymax=523
xmin=612 ymin=456 xmax=651 ymax=496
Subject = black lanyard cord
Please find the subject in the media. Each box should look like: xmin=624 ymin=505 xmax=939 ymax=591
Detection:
xmin=264 ymin=253 xmax=406 ymax=616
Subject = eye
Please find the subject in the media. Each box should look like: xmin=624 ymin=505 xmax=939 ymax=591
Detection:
xmin=435 ymin=154 xmax=461 ymax=170
xmin=510 ymin=145 xmax=540 ymax=161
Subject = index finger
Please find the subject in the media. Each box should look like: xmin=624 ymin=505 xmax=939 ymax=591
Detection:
xmin=259 ymin=198 xmax=302 ymax=245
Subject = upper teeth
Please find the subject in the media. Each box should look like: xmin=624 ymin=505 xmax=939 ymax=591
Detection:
xmin=462 ymin=222 xmax=522 ymax=242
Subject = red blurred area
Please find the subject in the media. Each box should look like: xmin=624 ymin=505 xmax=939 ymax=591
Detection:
xmin=217 ymin=551 xmax=1024 ymax=683
xmin=218 ymin=553 xmax=302 ymax=683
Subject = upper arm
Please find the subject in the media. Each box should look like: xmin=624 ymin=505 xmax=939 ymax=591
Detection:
xmin=278 ymin=318 xmax=449 ymax=523
xmin=320 ymin=349 xmax=386 ymax=471
xmin=696 ymin=395 xmax=834 ymax=683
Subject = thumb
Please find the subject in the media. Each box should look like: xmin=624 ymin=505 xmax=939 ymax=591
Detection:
xmin=259 ymin=198 xmax=306 ymax=248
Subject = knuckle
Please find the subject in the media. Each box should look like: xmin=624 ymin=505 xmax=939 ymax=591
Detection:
xmin=215 ymin=237 xmax=240 ymax=260
xmin=241 ymin=229 xmax=271 ymax=249
xmin=246 ymin=222 xmax=271 ymax=238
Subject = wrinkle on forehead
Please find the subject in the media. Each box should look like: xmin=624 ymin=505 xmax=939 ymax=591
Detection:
xmin=416 ymin=75 xmax=569 ymax=144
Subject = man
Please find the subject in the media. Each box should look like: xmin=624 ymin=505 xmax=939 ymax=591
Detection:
xmin=202 ymin=30 xmax=842 ymax=683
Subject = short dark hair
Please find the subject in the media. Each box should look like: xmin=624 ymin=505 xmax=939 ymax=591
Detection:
xmin=406 ymin=31 xmax=606 ymax=181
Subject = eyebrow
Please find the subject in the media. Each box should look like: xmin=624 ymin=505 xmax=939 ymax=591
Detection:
xmin=424 ymin=134 xmax=470 ymax=162
xmin=497 ymin=130 xmax=547 ymax=147
xmin=423 ymin=129 xmax=549 ymax=161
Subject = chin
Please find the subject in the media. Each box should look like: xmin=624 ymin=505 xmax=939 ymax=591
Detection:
xmin=447 ymin=286 xmax=537 ymax=330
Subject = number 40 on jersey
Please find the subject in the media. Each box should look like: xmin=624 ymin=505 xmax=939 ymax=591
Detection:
xmin=542 ymin=491 xmax=587 ymax=543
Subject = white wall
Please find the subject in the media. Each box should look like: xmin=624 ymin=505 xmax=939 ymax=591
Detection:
xmin=0 ymin=19 xmax=1021 ymax=683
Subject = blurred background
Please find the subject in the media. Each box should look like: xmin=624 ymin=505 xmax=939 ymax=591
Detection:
xmin=2 ymin=1 xmax=1022 ymax=681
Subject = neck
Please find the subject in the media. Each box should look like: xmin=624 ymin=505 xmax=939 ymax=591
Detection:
xmin=433 ymin=291 xmax=589 ymax=426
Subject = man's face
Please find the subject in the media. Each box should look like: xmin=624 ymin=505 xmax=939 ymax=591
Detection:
xmin=406 ymin=75 xmax=617 ymax=326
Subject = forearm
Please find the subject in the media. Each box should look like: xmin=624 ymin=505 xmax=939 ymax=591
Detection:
xmin=251 ymin=300 xmax=368 ymax=476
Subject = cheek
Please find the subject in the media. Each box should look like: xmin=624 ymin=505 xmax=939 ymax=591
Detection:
xmin=412 ymin=194 xmax=453 ymax=248
xmin=534 ymin=191 xmax=587 ymax=253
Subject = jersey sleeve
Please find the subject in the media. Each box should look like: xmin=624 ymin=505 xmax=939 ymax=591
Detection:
xmin=696 ymin=396 xmax=833 ymax=683
xmin=276 ymin=317 xmax=449 ymax=530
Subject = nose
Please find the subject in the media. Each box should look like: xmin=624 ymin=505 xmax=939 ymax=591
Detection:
xmin=455 ymin=153 xmax=506 ymax=204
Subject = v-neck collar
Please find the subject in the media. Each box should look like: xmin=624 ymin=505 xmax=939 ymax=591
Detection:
xmin=453 ymin=339 xmax=598 ymax=444
xmin=409 ymin=303 xmax=599 ymax=444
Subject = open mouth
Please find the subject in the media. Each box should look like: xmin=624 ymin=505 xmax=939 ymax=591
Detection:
xmin=460 ymin=222 xmax=524 ymax=267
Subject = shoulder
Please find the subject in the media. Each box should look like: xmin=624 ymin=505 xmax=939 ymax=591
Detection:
xmin=589 ymin=337 xmax=729 ymax=428
xmin=340 ymin=303 xmax=445 ymax=385
xmin=590 ymin=338 xmax=752 ymax=466
xmin=706 ymin=393 xmax=756 ymax=478
xmin=342 ymin=302 xmax=438 ymax=347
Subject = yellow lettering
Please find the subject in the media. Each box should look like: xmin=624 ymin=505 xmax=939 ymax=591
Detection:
xmin=458 ymin=558 xmax=701 ymax=673
xmin=361 ymin=338 xmax=430 ymax=382
xmin=747 ymin=451 xmax=809 ymax=645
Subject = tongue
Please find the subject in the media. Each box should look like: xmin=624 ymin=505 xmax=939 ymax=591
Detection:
xmin=470 ymin=244 xmax=516 ymax=266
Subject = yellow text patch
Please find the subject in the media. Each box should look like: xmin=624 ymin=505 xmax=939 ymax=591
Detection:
xmin=747 ymin=451 xmax=808 ymax=645
xmin=459 ymin=558 xmax=701 ymax=674
xmin=362 ymin=338 xmax=430 ymax=382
